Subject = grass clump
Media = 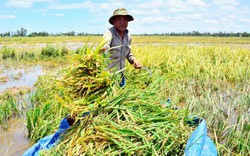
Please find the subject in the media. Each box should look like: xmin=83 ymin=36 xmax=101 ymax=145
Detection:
xmin=20 ymin=51 xmax=35 ymax=60
xmin=41 ymin=45 xmax=60 ymax=57
xmin=61 ymin=46 xmax=69 ymax=56
xmin=0 ymin=46 xmax=16 ymax=60
xmin=40 ymin=44 xmax=72 ymax=58
xmin=0 ymin=91 xmax=28 ymax=129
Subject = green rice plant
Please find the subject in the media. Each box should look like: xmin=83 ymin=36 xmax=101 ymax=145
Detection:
xmin=60 ymin=46 xmax=69 ymax=56
xmin=0 ymin=94 xmax=19 ymax=128
xmin=41 ymin=45 xmax=60 ymax=57
xmin=75 ymin=47 xmax=86 ymax=54
xmin=0 ymin=87 xmax=33 ymax=129
xmin=26 ymin=101 xmax=63 ymax=141
xmin=0 ymin=46 xmax=16 ymax=60
xmin=19 ymin=51 xmax=35 ymax=60
xmin=25 ymin=76 xmax=70 ymax=142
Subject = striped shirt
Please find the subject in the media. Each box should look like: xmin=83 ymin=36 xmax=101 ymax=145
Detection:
xmin=102 ymin=26 xmax=135 ymax=73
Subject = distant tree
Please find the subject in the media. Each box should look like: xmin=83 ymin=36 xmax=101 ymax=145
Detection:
xmin=0 ymin=32 xmax=10 ymax=37
xmin=20 ymin=27 xmax=27 ymax=36
xmin=6 ymin=32 xmax=11 ymax=36
xmin=242 ymin=32 xmax=249 ymax=37
xmin=62 ymin=31 xmax=76 ymax=36
xmin=2 ymin=28 xmax=250 ymax=37
xmin=77 ymin=32 xmax=85 ymax=36
xmin=11 ymin=28 xmax=28 ymax=36
xmin=28 ymin=31 xmax=49 ymax=37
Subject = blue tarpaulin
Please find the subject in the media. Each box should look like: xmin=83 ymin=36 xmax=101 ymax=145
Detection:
xmin=22 ymin=116 xmax=70 ymax=156
xmin=23 ymin=114 xmax=217 ymax=156
xmin=184 ymin=120 xmax=218 ymax=156
xmin=23 ymin=112 xmax=89 ymax=156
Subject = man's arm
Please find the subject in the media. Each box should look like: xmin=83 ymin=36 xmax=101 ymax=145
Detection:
xmin=126 ymin=35 xmax=142 ymax=69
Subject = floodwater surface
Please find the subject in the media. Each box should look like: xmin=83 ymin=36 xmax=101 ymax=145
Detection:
xmin=0 ymin=65 xmax=44 ymax=155
xmin=0 ymin=118 xmax=29 ymax=156
xmin=0 ymin=65 xmax=43 ymax=93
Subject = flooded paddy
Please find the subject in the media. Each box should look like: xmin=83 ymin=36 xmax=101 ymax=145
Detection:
xmin=0 ymin=65 xmax=45 ymax=155
xmin=0 ymin=118 xmax=29 ymax=156
xmin=0 ymin=36 xmax=249 ymax=155
xmin=0 ymin=42 xmax=88 ymax=52
xmin=0 ymin=65 xmax=43 ymax=93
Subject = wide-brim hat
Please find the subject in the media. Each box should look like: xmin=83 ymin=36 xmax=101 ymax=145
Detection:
xmin=109 ymin=8 xmax=134 ymax=25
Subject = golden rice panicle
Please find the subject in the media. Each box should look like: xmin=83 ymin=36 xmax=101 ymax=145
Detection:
xmin=60 ymin=42 xmax=114 ymax=99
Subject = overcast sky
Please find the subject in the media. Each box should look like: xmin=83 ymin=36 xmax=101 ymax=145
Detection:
xmin=0 ymin=0 xmax=250 ymax=34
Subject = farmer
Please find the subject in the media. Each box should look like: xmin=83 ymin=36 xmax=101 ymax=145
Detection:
xmin=100 ymin=8 xmax=142 ymax=87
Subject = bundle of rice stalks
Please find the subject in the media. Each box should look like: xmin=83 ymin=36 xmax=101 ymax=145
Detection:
xmin=45 ymin=81 xmax=193 ymax=155
xmin=61 ymin=54 xmax=112 ymax=96
xmin=46 ymin=42 xmax=193 ymax=155
xmin=55 ymin=42 xmax=119 ymax=115
xmin=59 ymin=43 xmax=115 ymax=91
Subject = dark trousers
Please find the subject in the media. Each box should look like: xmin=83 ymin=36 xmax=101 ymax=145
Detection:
xmin=119 ymin=74 xmax=126 ymax=87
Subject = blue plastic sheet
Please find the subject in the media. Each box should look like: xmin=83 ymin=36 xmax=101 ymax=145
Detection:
xmin=22 ymin=117 xmax=70 ymax=156
xmin=23 ymin=111 xmax=217 ymax=156
xmin=23 ymin=112 xmax=89 ymax=156
xmin=184 ymin=120 xmax=218 ymax=156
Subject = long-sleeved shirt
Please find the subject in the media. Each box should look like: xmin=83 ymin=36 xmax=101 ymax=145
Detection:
xmin=102 ymin=26 xmax=135 ymax=73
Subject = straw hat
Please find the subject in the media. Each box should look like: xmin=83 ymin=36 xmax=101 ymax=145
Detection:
xmin=109 ymin=8 xmax=134 ymax=25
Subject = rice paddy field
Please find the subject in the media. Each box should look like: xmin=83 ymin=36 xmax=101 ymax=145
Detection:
xmin=0 ymin=36 xmax=249 ymax=156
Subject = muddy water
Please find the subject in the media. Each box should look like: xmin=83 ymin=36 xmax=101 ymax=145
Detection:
xmin=0 ymin=65 xmax=45 ymax=155
xmin=0 ymin=118 xmax=29 ymax=156
xmin=0 ymin=65 xmax=43 ymax=93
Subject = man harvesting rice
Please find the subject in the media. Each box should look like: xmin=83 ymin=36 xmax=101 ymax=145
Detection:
xmin=100 ymin=8 xmax=142 ymax=87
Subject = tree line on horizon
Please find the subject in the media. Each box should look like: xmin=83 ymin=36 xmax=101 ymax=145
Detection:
xmin=1 ymin=28 xmax=250 ymax=37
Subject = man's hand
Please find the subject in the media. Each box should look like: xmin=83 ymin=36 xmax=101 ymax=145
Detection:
xmin=133 ymin=60 xmax=142 ymax=69
xmin=99 ymin=47 xmax=106 ymax=54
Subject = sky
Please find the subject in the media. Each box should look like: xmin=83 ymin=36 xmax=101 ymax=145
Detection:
xmin=0 ymin=0 xmax=250 ymax=34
